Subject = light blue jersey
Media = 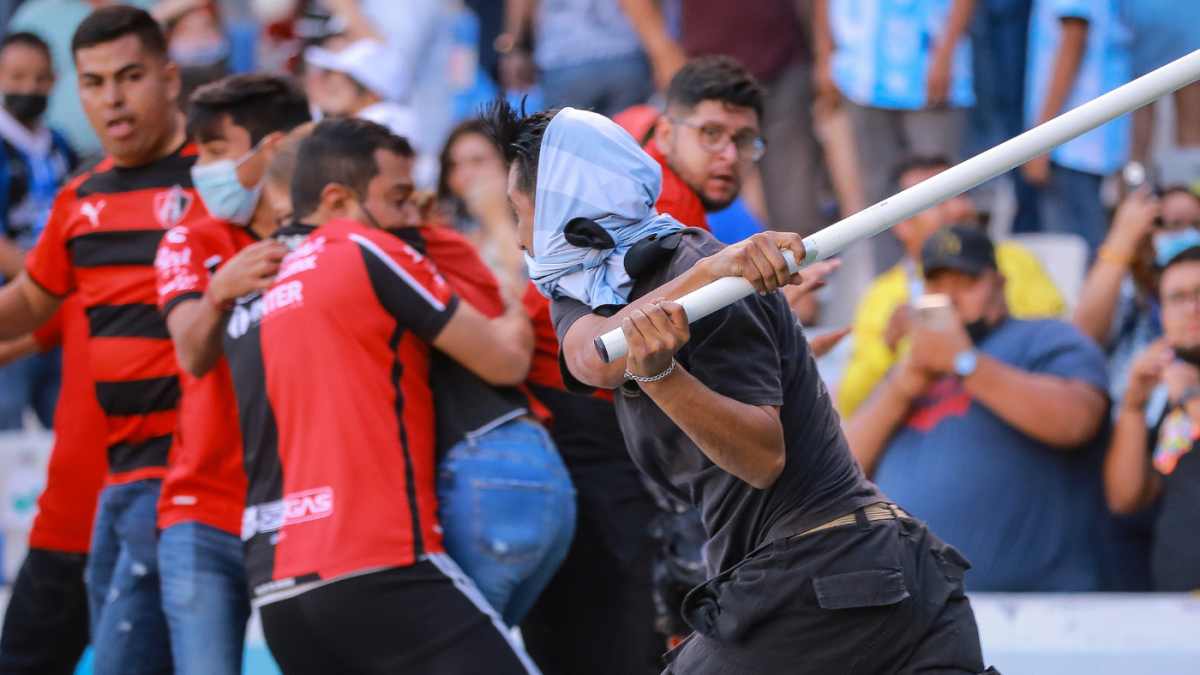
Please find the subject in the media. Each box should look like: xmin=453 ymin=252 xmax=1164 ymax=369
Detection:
xmin=829 ymin=0 xmax=974 ymax=110
xmin=1026 ymin=0 xmax=1132 ymax=176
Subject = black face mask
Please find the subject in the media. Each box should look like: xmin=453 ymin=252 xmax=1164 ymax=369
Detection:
xmin=1174 ymin=344 xmax=1200 ymax=369
xmin=4 ymin=93 xmax=47 ymax=124
xmin=965 ymin=316 xmax=1003 ymax=346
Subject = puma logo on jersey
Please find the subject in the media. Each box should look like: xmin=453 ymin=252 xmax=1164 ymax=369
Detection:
xmin=282 ymin=487 xmax=333 ymax=525
xmin=81 ymin=200 xmax=106 ymax=228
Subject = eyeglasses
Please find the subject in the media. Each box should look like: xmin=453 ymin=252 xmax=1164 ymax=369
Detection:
xmin=669 ymin=119 xmax=765 ymax=162
xmin=1162 ymin=219 xmax=1200 ymax=231
xmin=1163 ymin=287 xmax=1200 ymax=312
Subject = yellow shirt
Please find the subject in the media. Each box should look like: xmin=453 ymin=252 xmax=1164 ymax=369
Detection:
xmin=836 ymin=242 xmax=1066 ymax=417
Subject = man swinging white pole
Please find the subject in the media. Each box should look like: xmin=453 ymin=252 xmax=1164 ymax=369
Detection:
xmin=595 ymin=47 xmax=1200 ymax=363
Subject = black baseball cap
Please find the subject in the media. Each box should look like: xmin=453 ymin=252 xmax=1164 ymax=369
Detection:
xmin=921 ymin=224 xmax=997 ymax=277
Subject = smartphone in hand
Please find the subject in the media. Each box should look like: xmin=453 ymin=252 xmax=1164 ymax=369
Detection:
xmin=913 ymin=294 xmax=957 ymax=332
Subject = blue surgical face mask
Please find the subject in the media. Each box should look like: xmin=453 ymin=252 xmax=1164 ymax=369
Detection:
xmin=1154 ymin=228 xmax=1200 ymax=267
xmin=191 ymin=144 xmax=264 ymax=225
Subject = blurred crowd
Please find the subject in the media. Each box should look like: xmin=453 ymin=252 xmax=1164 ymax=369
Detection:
xmin=0 ymin=0 xmax=1198 ymax=674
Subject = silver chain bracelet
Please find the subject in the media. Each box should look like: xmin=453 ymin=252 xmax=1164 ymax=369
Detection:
xmin=625 ymin=359 xmax=676 ymax=383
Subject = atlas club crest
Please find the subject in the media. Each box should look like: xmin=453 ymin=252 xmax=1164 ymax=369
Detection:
xmin=154 ymin=185 xmax=194 ymax=228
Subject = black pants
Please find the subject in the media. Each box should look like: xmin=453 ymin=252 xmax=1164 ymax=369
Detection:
xmin=667 ymin=512 xmax=987 ymax=675
xmin=260 ymin=557 xmax=538 ymax=675
xmin=521 ymin=386 xmax=662 ymax=675
xmin=0 ymin=548 xmax=90 ymax=675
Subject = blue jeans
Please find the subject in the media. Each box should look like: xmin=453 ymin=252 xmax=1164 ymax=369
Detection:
xmin=1037 ymin=163 xmax=1107 ymax=258
xmin=0 ymin=348 xmax=61 ymax=430
xmin=436 ymin=418 xmax=576 ymax=626
xmin=158 ymin=521 xmax=251 ymax=675
xmin=86 ymin=480 xmax=172 ymax=675
xmin=541 ymin=52 xmax=654 ymax=119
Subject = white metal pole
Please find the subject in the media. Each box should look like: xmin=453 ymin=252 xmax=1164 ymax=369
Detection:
xmin=595 ymin=48 xmax=1200 ymax=364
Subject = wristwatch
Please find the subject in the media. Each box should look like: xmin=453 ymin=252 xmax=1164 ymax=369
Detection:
xmin=953 ymin=349 xmax=979 ymax=378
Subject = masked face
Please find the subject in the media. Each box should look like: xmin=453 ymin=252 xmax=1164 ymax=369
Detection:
xmin=1154 ymin=228 xmax=1200 ymax=267
xmin=4 ymin=93 xmax=47 ymax=123
xmin=191 ymin=142 xmax=265 ymax=225
xmin=964 ymin=317 xmax=1001 ymax=345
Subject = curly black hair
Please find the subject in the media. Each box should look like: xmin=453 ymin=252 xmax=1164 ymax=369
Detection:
xmin=478 ymin=97 xmax=558 ymax=195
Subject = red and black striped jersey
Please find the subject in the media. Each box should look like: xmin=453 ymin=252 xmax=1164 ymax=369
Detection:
xmin=258 ymin=219 xmax=458 ymax=594
xmin=24 ymin=144 xmax=209 ymax=484
xmin=155 ymin=218 xmax=257 ymax=536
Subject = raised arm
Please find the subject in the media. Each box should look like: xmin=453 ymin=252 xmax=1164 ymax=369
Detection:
xmin=1073 ymin=192 xmax=1159 ymax=344
xmin=0 ymin=273 xmax=62 ymax=340
xmin=560 ymin=232 xmax=806 ymax=389
xmin=1104 ymin=340 xmax=1171 ymax=513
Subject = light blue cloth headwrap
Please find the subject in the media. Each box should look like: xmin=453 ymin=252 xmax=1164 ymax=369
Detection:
xmin=526 ymin=107 xmax=685 ymax=308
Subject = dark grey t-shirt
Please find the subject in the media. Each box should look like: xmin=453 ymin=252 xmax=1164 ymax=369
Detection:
xmin=551 ymin=230 xmax=882 ymax=575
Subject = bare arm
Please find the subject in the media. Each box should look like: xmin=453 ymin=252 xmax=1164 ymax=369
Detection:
xmin=0 ymin=239 xmax=23 ymax=279
xmin=1072 ymin=192 xmax=1159 ymax=343
xmin=1023 ymin=17 xmax=1088 ymax=183
xmin=434 ymin=300 xmax=534 ymax=386
xmin=1104 ymin=340 xmax=1172 ymax=512
xmin=616 ymin=0 xmax=688 ymax=90
xmin=0 ymin=273 xmax=62 ymax=340
xmin=926 ymin=0 xmax=975 ymax=106
xmin=1105 ymin=404 xmax=1163 ymax=513
xmin=962 ymin=353 xmax=1108 ymax=449
xmin=0 ymin=334 xmax=38 ymax=370
xmin=1039 ymin=18 xmax=1089 ymax=125
xmin=561 ymin=232 xmax=807 ymax=389
xmin=624 ymin=298 xmax=786 ymax=489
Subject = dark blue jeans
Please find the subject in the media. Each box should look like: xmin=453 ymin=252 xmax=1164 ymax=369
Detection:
xmin=158 ymin=521 xmax=251 ymax=675
xmin=436 ymin=418 xmax=576 ymax=626
xmin=86 ymin=480 xmax=172 ymax=675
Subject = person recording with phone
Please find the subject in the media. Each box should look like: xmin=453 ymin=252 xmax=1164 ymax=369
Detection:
xmin=845 ymin=224 xmax=1114 ymax=592
xmin=1074 ymin=186 xmax=1200 ymax=406
xmin=1104 ymin=245 xmax=1200 ymax=592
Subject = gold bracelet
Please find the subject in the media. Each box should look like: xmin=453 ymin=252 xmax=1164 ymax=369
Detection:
xmin=1097 ymin=245 xmax=1132 ymax=267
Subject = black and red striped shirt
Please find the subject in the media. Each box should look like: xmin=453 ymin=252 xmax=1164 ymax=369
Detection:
xmin=25 ymin=144 xmax=208 ymax=484
xmin=255 ymin=219 xmax=458 ymax=597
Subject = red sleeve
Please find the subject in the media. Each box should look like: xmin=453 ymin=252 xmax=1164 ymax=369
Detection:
xmin=155 ymin=225 xmax=209 ymax=316
xmin=354 ymin=231 xmax=459 ymax=343
xmin=31 ymin=306 xmax=64 ymax=351
xmin=418 ymin=225 xmax=505 ymax=318
xmin=24 ymin=187 xmax=80 ymax=296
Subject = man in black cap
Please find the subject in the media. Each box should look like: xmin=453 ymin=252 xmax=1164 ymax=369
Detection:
xmin=845 ymin=224 xmax=1113 ymax=592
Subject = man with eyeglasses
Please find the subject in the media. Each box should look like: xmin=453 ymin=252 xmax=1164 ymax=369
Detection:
xmin=1105 ymin=245 xmax=1200 ymax=592
xmin=642 ymin=56 xmax=766 ymax=240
